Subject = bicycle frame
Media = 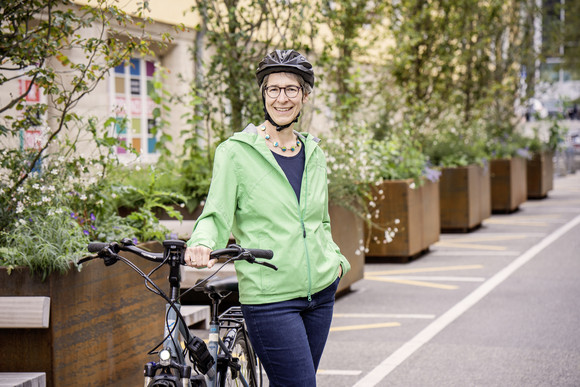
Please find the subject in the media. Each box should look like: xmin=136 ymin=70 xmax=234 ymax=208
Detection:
xmin=206 ymin=293 xmax=253 ymax=387
xmin=85 ymin=240 xmax=274 ymax=387
xmin=144 ymin=241 xmax=196 ymax=386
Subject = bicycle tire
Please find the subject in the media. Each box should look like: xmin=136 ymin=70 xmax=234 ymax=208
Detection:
xmin=218 ymin=330 xmax=260 ymax=387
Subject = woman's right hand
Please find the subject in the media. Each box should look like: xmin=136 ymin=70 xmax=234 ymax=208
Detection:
xmin=185 ymin=245 xmax=216 ymax=268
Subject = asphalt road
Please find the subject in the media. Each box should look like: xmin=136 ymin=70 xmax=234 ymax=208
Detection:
xmin=318 ymin=172 xmax=580 ymax=387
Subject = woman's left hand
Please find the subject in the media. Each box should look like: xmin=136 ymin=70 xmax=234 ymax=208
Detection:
xmin=338 ymin=265 xmax=343 ymax=278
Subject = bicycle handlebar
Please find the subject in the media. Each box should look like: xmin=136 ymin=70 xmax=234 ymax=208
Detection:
xmin=83 ymin=239 xmax=276 ymax=270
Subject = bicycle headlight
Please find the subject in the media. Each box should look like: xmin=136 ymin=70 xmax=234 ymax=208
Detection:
xmin=159 ymin=349 xmax=171 ymax=366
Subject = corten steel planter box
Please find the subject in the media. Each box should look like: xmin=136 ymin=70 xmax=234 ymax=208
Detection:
xmin=490 ymin=157 xmax=527 ymax=213
xmin=366 ymin=179 xmax=440 ymax=261
xmin=439 ymin=164 xmax=491 ymax=232
xmin=329 ymin=203 xmax=365 ymax=293
xmin=527 ymin=151 xmax=554 ymax=199
xmin=0 ymin=243 xmax=166 ymax=387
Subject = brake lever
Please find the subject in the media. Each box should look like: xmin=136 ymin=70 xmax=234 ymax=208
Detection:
xmin=78 ymin=255 xmax=97 ymax=265
xmin=258 ymin=261 xmax=278 ymax=271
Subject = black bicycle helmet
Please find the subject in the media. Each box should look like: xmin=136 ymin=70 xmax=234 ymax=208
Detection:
xmin=256 ymin=49 xmax=314 ymax=88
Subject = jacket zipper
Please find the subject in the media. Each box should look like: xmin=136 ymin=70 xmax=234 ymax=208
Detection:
xmin=300 ymin=162 xmax=312 ymax=301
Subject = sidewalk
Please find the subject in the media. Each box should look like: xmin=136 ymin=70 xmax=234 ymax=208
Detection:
xmin=319 ymin=171 xmax=580 ymax=386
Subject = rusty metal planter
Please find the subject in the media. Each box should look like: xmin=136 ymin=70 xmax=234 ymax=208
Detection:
xmin=439 ymin=165 xmax=491 ymax=232
xmin=0 ymin=243 xmax=166 ymax=387
xmin=490 ymin=157 xmax=527 ymax=213
xmin=527 ymin=151 xmax=554 ymax=199
xmin=329 ymin=204 xmax=365 ymax=293
xmin=365 ymin=179 xmax=440 ymax=261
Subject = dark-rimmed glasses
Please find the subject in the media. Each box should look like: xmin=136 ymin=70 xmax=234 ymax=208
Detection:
xmin=264 ymin=85 xmax=302 ymax=99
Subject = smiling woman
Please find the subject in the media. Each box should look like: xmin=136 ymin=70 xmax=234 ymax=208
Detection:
xmin=259 ymin=73 xmax=308 ymax=155
xmin=184 ymin=49 xmax=350 ymax=386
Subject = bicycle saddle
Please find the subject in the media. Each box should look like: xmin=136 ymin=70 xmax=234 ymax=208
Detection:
xmin=204 ymin=276 xmax=239 ymax=296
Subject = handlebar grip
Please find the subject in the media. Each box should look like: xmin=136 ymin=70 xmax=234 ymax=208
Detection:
xmin=88 ymin=242 xmax=109 ymax=253
xmin=247 ymin=248 xmax=274 ymax=259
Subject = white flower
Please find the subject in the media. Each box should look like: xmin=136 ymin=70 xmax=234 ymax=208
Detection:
xmin=409 ymin=182 xmax=416 ymax=189
xmin=394 ymin=218 xmax=400 ymax=224
xmin=80 ymin=194 xmax=87 ymax=200
xmin=32 ymin=184 xmax=40 ymax=190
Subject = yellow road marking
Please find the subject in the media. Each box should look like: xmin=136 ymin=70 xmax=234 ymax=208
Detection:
xmin=435 ymin=242 xmax=507 ymax=250
xmin=442 ymin=235 xmax=528 ymax=243
xmin=366 ymin=264 xmax=483 ymax=276
xmin=330 ymin=322 xmax=401 ymax=332
xmin=364 ymin=265 xmax=484 ymax=290
xmin=484 ymin=219 xmax=548 ymax=226
xmin=435 ymin=234 xmax=529 ymax=250
xmin=366 ymin=277 xmax=458 ymax=290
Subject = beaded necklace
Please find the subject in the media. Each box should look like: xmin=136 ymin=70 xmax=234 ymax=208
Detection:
xmin=260 ymin=125 xmax=301 ymax=152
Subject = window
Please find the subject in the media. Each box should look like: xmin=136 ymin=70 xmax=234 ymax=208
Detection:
xmin=18 ymin=71 xmax=47 ymax=151
xmin=111 ymin=58 xmax=159 ymax=158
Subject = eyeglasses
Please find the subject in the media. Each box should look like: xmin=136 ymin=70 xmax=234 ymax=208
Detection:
xmin=264 ymin=85 xmax=302 ymax=99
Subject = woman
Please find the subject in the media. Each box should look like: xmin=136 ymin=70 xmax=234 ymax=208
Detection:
xmin=185 ymin=49 xmax=350 ymax=386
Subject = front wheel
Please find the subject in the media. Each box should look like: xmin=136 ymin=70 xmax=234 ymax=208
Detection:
xmin=218 ymin=330 xmax=262 ymax=387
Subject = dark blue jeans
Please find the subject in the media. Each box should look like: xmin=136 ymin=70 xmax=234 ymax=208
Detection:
xmin=241 ymin=277 xmax=340 ymax=387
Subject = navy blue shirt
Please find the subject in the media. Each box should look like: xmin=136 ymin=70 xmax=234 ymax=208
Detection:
xmin=272 ymin=142 xmax=305 ymax=201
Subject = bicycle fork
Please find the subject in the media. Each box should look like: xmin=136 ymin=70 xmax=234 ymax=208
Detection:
xmin=144 ymin=303 xmax=192 ymax=387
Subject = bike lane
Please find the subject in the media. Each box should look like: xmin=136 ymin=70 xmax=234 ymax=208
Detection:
xmin=319 ymin=172 xmax=580 ymax=387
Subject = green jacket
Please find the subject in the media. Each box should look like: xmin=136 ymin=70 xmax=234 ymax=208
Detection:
xmin=187 ymin=124 xmax=350 ymax=305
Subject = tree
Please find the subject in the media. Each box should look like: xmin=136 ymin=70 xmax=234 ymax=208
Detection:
xmin=0 ymin=0 xmax=173 ymax=275
xmin=316 ymin=0 xmax=385 ymax=127
xmin=189 ymin=0 xmax=310 ymax=141
xmin=382 ymin=0 xmax=536 ymax=138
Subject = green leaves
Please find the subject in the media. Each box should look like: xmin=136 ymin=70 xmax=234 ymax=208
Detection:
xmin=0 ymin=1 xmax=170 ymax=277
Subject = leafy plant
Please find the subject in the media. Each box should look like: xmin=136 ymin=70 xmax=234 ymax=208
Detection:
xmin=420 ymin=117 xmax=489 ymax=168
xmin=485 ymin=130 xmax=531 ymax=159
xmin=0 ymin=0 xmax=172 ymax=277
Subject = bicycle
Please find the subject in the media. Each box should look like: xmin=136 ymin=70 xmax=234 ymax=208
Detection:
xmin=82 ymin=238 xmax=276 ymax=387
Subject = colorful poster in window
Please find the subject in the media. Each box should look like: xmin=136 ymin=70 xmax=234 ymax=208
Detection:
xmin=111 ymin=58 xmax=158 ymax=156
xmin=23 ymin=129 xmax=43 ymax=150
xmin=19 ymin=79 xmax=40 ymax=103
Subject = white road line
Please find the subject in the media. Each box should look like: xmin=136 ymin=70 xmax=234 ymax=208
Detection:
xmin=428 ymin=250 xmax=520 ymax=256
xmin=439 ymin=232 xmax=547 ymax=237
xmin=318 ymin=369 xmax=362 ymax=376
xmin=334 ymin=313 xmax=436 ymax=319
xmin=382 ymin=276 xmax=486 ymax=282
xmin=353 ymin=213 xmax=580 ymax=387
